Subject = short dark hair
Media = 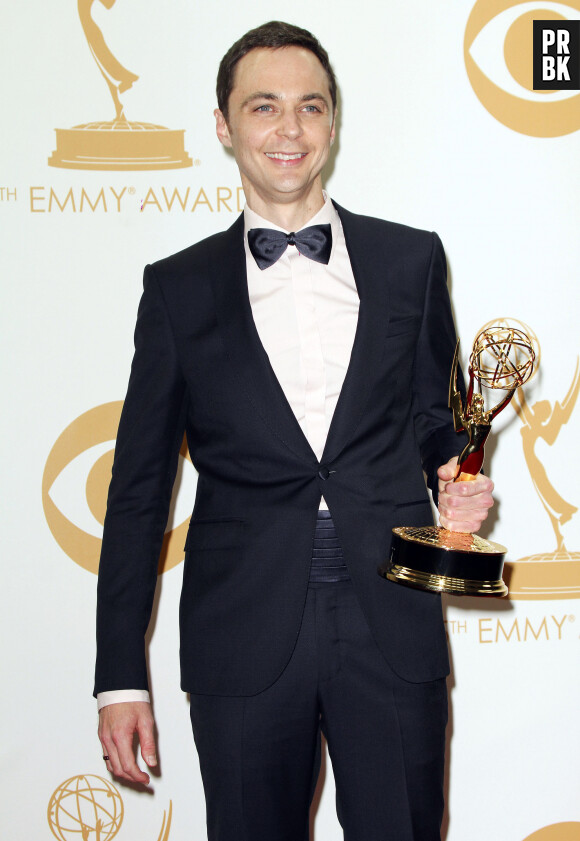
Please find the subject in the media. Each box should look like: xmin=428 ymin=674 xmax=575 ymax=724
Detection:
xmin=216 ymin=21 xmax=337 ymax=120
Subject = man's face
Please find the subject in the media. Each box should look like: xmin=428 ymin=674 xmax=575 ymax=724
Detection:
xmin=215 ymin=46 xmax=336 ymax=219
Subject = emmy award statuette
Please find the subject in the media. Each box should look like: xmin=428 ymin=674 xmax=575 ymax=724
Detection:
xmin=379 ymin=324 xmax=536 ymax=597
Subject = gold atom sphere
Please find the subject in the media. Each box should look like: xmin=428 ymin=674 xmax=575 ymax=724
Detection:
xmin=469 ymin=325 xmax=536 ymax=390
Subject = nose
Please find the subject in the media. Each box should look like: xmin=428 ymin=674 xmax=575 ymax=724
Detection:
xmin=276 ymin=109 xmax=303 ymax=141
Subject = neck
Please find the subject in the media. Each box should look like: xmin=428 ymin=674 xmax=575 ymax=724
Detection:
xmin=243 ymin=183 xmax=326 ymax=231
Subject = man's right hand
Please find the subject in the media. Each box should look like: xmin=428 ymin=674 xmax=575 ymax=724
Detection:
xmin=98 ymin=702 xmax=157 ymax=785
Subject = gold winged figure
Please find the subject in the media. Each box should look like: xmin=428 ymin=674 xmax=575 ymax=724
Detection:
xmin=449 ymin=340 xmax=516 ymax=481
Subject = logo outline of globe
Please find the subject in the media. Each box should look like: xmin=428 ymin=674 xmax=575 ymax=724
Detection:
xmin=47 ymin=774 xmax=124 ymax=841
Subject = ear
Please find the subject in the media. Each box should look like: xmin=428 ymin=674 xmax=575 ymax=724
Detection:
xmin=329 ymin=107 xmax=337 ymax=145
xmin=214 ymin=109 xmax=233 ymax=148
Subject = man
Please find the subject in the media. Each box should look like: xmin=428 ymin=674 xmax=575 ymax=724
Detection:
xmin=96 ymin=21 xmax=493 ymax=841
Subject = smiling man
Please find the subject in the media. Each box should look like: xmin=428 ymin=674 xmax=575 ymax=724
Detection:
xmin=215 ymin=45 xmax=335 ymax=229
xmin=95 ymin=21 xmax=493 ymax=841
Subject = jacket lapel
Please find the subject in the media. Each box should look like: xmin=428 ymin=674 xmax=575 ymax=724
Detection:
xmin=321 ymin=203 xmax=391 ymax=464
xmin=210 ymin=215 xmax=318 ymax=464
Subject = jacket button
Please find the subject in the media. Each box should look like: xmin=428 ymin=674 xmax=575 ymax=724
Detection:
xmin=318 ymin=466 xmax=330 ymax=480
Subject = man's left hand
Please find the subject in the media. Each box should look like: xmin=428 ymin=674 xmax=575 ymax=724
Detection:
xmin=437 ymin=456 xmax=494 ymax=533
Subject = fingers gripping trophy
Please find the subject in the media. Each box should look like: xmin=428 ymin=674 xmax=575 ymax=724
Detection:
xmin=381 ymin=324 xmax=536 ymax=597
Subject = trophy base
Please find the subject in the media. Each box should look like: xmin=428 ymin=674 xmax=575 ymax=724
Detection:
xmin=48 ymin=120 xmax=192 ymax=170
xmin=379 ymin=526 xmax=508 ymax=597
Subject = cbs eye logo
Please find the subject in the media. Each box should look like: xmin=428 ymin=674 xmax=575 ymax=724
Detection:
xmin=42 ymin=402 xmax=195 ymax=575
xmin=522 ymin=823 xmax=580 ymax=841
xmin=464 ymin=0 xmax=580 ymax=136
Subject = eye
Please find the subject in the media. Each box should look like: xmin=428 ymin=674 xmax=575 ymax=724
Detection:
xmin=42 ymin=402 xmax=196 ymax=574
xmin=48 ymin=441 xmax=116 ymax=538
xmin=255 ymin=104 xmax=273 ymax=112
xmin=464 ymin=0 xmax=580 ymax=136
xmin=302 ymin=104 xmax=322 ymax=112
xmin=469 ymin=3 xmax=579 ymax=101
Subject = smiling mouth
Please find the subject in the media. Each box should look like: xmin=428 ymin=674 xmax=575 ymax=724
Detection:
xmin=265 ymin=152 xmax=307 ymax=161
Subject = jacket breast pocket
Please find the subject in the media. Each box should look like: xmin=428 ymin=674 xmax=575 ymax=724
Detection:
xmin=384 ymin=315 xmax=422 ymax=339
xmin=184 ymin=518 xmax=245 ymax=552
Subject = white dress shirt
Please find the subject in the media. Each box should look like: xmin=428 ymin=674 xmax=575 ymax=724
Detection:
xmin=98 ymin=193 xmax=360 ymax=710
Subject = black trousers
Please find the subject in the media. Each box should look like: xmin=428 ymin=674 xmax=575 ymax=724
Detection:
xmin=189 ymin=579 xmax=447 ymax=841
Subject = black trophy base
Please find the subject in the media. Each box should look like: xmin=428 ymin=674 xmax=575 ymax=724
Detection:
xmin=379 ymin=526 xmax=508 ymax=597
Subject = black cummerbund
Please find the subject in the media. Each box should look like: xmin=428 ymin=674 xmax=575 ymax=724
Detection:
xmin=309 ymin=510 xmax=351 ymax=583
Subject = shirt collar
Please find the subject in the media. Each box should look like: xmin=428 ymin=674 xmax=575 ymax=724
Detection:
xmin=244 ymin=191 xmax=337 ymax=237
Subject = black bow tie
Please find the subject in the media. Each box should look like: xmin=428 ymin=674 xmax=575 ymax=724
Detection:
xmin=248 ymin=224 xmax=332 ymax=270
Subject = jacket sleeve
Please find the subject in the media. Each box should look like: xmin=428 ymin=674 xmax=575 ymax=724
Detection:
xmin=94 ymin=264 xmax=188 ymax=695
xmin=411 ymin=232 xmax=467 ymax=503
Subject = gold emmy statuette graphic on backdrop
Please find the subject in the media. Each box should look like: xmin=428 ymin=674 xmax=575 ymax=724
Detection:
xmin=47 ymin=774 xmax=172 ymax=841
xmin=508 ymin=355 xmax=580 ymax=599
xmin=48 ymin=0 xmax=191 ymax=170
xmin=379 ymin=324 xmax=536 ymax=596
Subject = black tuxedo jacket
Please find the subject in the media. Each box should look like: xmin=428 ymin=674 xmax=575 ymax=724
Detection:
xmin=95 ymin=203 xmax=465 ymax=698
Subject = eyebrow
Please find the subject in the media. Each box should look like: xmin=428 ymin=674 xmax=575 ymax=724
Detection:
xmin=241 ymin=91 xmax=330 ymax=109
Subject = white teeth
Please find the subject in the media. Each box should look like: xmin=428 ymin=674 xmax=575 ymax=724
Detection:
xmin=265 ymin=153 xmax=305 ymax=160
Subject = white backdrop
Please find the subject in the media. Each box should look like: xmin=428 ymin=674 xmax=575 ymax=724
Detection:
xmin=1 ymin=2 xmax=579 ymax=840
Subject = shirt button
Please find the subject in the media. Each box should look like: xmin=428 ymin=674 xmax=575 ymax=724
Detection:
xmin=318 ymin=466 xmax=330 ymax=480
